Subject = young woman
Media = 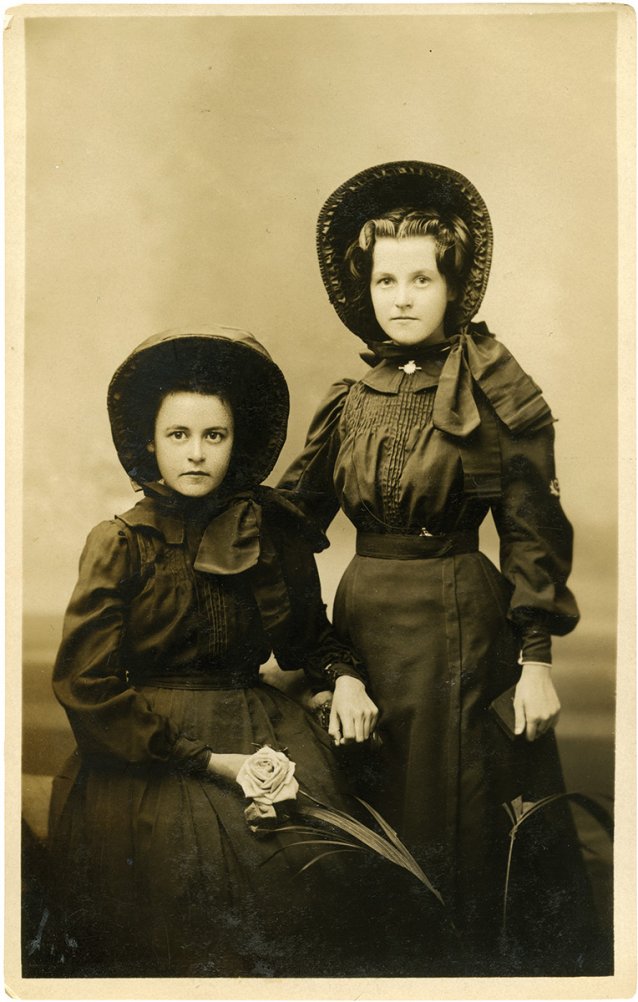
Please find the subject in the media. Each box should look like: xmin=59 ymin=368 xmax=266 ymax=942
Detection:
xmin=279 ymin=162 xmax=600 ymax=973
xmin=48 ymin=325 xmax=379 ymax=978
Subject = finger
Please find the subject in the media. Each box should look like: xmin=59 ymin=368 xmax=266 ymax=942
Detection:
xmin=336 ymin=709 xmax=355 ymax=744
xmin=513 ymin=699 xmax=526 ymax=736
xmin=353 ymin=712 xmax=365 ymax=743
xmin=360 ymin=714 xmax=371 ymax=741
xmin=526 ymin=717 xmax=538 ymax=741
xmin=328 ymin=705 xmax=342 ymax=744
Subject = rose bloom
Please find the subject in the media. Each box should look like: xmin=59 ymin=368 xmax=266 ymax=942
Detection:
xmin=236 ymin=746 xmax=299 ymax=806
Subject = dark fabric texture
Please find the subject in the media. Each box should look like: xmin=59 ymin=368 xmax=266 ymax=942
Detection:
xmin=277 ymin=342 xmax=599 ymax=973
xmin=47 ymin=493 xmax=374 ymax=977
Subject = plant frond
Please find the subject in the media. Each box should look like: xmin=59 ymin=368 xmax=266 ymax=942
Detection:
xmin=293 ymin=848 xmax=364 ymax=877
xmin=259 ymin=837 xmax=359 ymax=867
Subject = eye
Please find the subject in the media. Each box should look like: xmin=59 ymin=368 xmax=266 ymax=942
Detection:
xmin=415 ymin=275 xmax=430 ymax=286
xmin=169 ymin=430 xmax=186 ymax=440
xmin=374 ymin=276 xmax=393 ymax=287
xmin=205 ymin=430 xmax=226 ymax=443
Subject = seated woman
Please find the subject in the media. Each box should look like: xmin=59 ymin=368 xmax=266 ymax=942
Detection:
xmin=47 ymin=325 xmax=379 ymax=978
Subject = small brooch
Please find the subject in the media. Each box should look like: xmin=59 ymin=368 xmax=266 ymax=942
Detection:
xmin=398 ymin=360 xmax=422 ymax=375
xmin=549 ymin=479 xmax=561 ymax=498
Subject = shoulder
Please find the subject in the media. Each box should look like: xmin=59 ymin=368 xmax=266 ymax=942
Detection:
xmin=258 ymin=488 xmax=329 ymax=552
xmin=75 ymin=518 xmax=134 ymax=580
xmin=313 ymin=378 xmax=356 ymax=417
xmin=297 ymin=378 xmax=357 ymax=446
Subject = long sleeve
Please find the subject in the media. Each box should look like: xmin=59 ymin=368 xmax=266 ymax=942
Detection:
xmin=53 ymin=521 xmax=211 ymax=770
xmin=277 ymin=380 xmax=353 ymax=531
xmin=491 ymin=422 xmax=580 ymax=661
xmin=259 ymin=500 xmax=367 ymax=694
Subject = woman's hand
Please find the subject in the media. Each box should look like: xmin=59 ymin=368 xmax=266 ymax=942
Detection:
xmin=206 ymin=752 xmax=250 ymax=782
xmin=329 ymin=676 xmax=379 ymax=746
xmin=513 ymin=663 xmax=561 ymax=741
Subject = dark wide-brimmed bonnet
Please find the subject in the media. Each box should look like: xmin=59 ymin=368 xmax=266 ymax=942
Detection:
xmin=316 ymin=160 xmax=493 ymax=343
xmin=107 ymin=325 xmax=289 ymax=489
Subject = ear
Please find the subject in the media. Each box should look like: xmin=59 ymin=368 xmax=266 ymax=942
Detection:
xmin=146 ymin=441 xmax=155 ymax=454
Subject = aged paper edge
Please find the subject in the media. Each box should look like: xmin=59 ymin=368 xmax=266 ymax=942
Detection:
xmin=4 ymin=3 xmax=636 ymax=999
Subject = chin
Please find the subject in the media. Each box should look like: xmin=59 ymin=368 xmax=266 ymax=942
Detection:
xmin=174 ymin=482 xmax=217 ymax=498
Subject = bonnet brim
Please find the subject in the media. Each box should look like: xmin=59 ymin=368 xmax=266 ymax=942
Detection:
xmin=316 ymin=161 xmax=493 ymax=343
xmin=107 ymin=325 xmax=289 ymax=489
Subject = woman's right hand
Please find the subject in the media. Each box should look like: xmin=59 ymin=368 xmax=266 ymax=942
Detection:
xmin=206 ymin=752 xmax=250 ymax=782
xmin=329 ymin=676 xmax=379 ymax=745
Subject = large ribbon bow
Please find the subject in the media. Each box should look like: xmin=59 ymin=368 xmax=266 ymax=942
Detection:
xmin=194 ymin=497 xmax=263 ymax=575
xmin=432 ymin=332 xmax=552 ymax=438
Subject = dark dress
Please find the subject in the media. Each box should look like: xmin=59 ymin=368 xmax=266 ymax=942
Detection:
xmin=48 ymin=487 xmax=371 ymax=978
xmin=279 ymin=330 xmax=600 ymax=973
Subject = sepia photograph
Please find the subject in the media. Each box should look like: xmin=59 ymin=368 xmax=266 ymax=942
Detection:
xmin=5 ymin=3 xmax=634 ymax=997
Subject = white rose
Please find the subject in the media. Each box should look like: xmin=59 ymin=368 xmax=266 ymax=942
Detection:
xmin=236 ymin=746 xmax=299 ymax=805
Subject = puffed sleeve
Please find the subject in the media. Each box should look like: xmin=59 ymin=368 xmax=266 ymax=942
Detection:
xmin=491 ymin=423 xmax=580 ymax=662
xmin=277 ymin=379 xmax=353 ymax=531
xmin=53 ymin=521 xmax=212 ymax=771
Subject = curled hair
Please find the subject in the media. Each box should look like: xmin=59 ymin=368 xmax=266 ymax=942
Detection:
xmin=344 ymin=208 xmax=473 ymax=333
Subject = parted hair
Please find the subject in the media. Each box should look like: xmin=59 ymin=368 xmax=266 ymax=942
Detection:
xmin=345 ymin=208 xmax=474 ymax=304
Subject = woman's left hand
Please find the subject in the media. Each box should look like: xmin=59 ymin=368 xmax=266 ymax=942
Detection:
xmin=513 ymin=663 xmax=561 ymax=741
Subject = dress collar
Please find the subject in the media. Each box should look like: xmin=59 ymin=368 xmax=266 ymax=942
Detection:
xmin=358 ymin=323 xmax=553 ymax=438
xmin=360 ymin=353 xmax=447 ymax=394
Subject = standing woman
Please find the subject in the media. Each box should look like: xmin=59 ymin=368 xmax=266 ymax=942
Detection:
xmin=279 ymin=162 xmax=598 ymax=973
xmin=48 ymin=326 xmax=379 ymax=978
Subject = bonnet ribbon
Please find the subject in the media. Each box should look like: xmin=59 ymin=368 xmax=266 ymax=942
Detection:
xmin=193 ymin=495 xmax=291 ymax=638
xmin=193 ymin=497 xmax=262 ymax=575
xmin=364 ymin=323 xmax=553 ymax=438
xmin=433 ymin=330 xmax=553 ymax=437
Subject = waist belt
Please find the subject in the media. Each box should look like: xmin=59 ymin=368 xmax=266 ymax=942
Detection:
xmin=356 ymin=530 xmax=479 ymax=560
xmin=130 ymin=668 xmax=261 ymax=690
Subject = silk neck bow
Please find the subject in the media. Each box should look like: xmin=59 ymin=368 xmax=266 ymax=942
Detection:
xmin=193 ymin=495 xmax=263 ymax=575
xmin=364 ymin=323 xmax=553 ymax=438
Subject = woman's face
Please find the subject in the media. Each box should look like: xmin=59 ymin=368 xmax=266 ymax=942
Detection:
xmin=369 ymin=235 xmax=454 ymax=347
xmin=148 ymin=391 xmax=234 ymax=498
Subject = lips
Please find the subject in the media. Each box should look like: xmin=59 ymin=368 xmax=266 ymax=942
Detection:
xmin=180 ymin=471 xmax=209 ymax=477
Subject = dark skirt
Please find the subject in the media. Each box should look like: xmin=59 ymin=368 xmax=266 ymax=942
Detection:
xmin=47 ymin=683 xmax=374 ymax=978
xmin=334 ymin=549 xmax=601 ymax=975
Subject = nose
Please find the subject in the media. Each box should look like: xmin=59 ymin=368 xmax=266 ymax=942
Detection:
xmin=188 ymin=438 xmax=205 ymax=463
xmin=394 ymin=282 xmax=413 ymax=309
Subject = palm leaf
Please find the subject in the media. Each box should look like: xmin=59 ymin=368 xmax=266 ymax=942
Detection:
xmin=298 ymin=804 xmax=413 ymax=872
xmin=293 ymin=847 xmax=364 ymax=877
xmin=501 ymin=790 xmax=614 ymax=932
xmin=354 ymin=797 xmax=443 ymax=903
xmin=297 ymin=794 xmax=445 ymax=906
xmin=260 ymin=837 xmax=361 ymax=867
xmin=515 ymin=792 xmax=613 ymax=839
